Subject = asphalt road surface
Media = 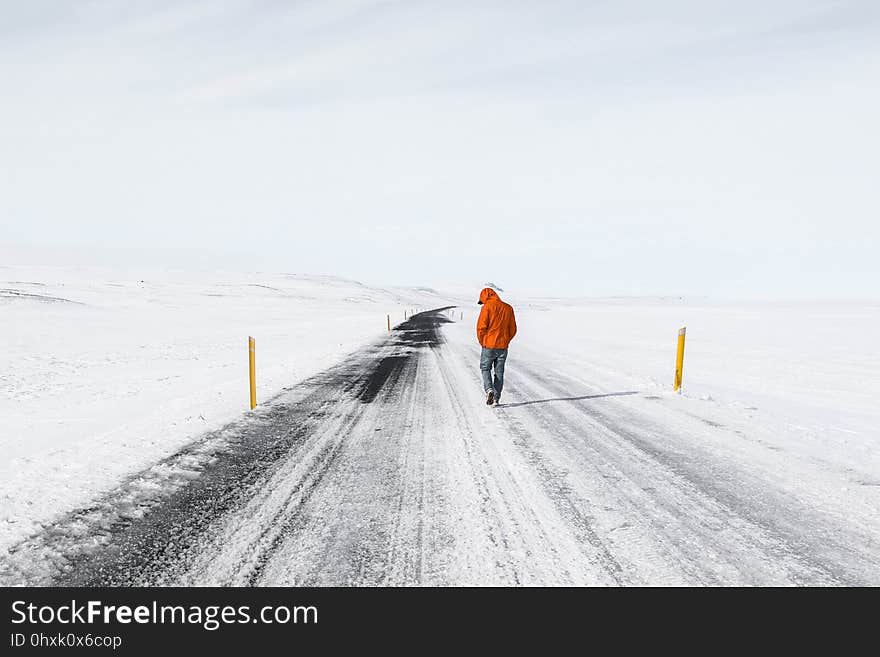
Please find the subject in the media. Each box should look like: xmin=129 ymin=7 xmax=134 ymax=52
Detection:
xmin=3 ymin=309 xmax=878 ymax=585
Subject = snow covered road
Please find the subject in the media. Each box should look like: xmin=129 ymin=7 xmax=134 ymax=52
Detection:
xmin=2 ymin=308 xmax=878 ymax=586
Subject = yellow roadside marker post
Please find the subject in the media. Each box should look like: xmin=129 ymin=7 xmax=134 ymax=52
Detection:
xmin=674 ymin=327 xmax=686 ymax=392
xmin=387 ymin=314 xmax=391 ymax=332
xmin=248 ymin=336 xmax=257 ymax=410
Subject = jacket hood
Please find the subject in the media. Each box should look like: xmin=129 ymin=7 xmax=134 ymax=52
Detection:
xmin=478 ymin=287 xmax=500 ymax=305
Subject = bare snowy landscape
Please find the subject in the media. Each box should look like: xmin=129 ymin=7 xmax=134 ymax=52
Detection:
xmin=2 ymin=265 xmax=878 ymax=585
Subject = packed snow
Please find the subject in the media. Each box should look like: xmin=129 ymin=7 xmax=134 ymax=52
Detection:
xmin=2 ymin=266 xmax=878 ymax=584
xmin=513 ymin=296 xmax=880 ymax=463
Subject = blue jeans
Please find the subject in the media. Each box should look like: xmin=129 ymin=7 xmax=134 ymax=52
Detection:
xmin=480 ymin=347 xmax=508 ymax=400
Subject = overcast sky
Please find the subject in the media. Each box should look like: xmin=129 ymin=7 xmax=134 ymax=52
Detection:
xmin=1 ymin=1 xmax=878 ymax=298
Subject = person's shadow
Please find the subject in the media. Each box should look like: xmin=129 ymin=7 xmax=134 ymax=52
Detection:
xmin=500 ymin=391 xmax=639 ymax=408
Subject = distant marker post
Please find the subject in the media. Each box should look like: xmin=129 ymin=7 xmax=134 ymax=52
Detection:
xmin=674 ymin=327 xmax=686 ymax=392
xmin=387 ymin=314 xmax=391 ymax=332
xmin=248 ymin=336 xmax=257 ymax=410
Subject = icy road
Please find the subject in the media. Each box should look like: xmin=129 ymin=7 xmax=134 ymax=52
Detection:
xmin=3 ymin=309 xmax=878 ymax=586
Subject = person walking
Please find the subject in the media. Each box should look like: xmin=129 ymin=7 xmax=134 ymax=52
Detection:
xmin=476 ymin=287 xmax=517 ymax=406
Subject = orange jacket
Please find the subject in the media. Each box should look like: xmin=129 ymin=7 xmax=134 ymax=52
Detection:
xmin=476 ymin=288 xmax=517 ymax=349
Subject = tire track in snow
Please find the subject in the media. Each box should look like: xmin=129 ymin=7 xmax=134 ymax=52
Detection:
xmin=428 ymin=342 xmax=618 ymax=585
xmin=250 ymin=355 xmax=427 ymax=585
xmin=5 ymin=308 xmax=874 ymax=586
xmin=0 ymin=311 xmax=451 ymax=585
xmin=155 ymin=313 xmax=454 ymax=586
xmin=495 ymin=354 xmax=876 ymax=585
